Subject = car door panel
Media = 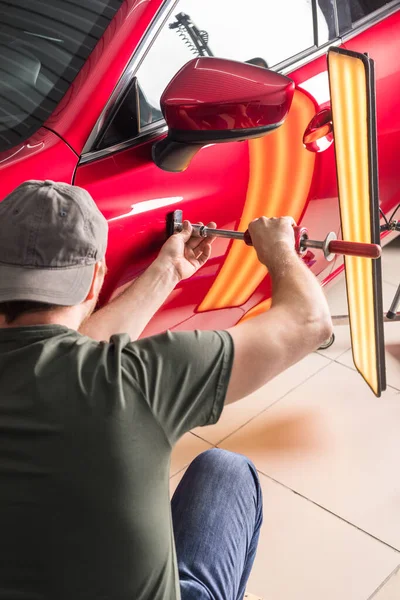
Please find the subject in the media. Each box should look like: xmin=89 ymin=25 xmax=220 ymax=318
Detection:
xmin=75 ymin=0 xmax=341 ymax=336
xmin=2 ymin=0 xmax=398 ymax=340
xmin=343 ymin=9 xmax=400 ymax=219
xmin=289 ymin=55 xmax=342 ymax=278
xmin=75 ymin=74 xmax=339 ymax=336
xmin=74 ymin=139 xmax=251 ymax=331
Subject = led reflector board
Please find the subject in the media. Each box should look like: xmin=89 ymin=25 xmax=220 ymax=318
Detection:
xmin=328 ymin=47 xmax=386 ymax=397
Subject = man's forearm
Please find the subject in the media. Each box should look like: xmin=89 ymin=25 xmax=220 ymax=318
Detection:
xmin=226 ymin=249 xmax=332 ymax=404
xmin=79 ymin=258 xmax=180 ymax=342
xmin=269 ymin=248 xmax=330 ymax=330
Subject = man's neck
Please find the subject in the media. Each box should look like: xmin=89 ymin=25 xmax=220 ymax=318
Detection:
xmin=0 ymin=309 xmax=82 ymax=330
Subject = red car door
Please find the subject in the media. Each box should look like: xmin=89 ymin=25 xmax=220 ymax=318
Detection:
xmin=311 ymin=1 xmax=400 ymax=282
xmin=74 ymin=0 xmax=340 ymax=336
xmin=341 ymin=4 xmax=400 ymax=223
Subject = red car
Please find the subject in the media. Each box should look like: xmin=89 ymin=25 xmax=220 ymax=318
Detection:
xmin=1 ymin=0 xmax=399 ymax=338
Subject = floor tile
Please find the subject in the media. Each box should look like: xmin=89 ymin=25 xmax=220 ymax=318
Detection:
xmin=381 ymin=237 xmax=400 ymax=287
xmin=317 ymin=321 xmax=352 ymax=361
xmin=319 ymin=278 xmax=399 ymax=361
xmin=193 ymin=353 xmax=330 ymax=445
xmin=220 ymin=361 xmax=400 ymax=549
xmin=337 ymin=320 xmax=400 ymax=391
xmin=321 ymin=268 xmax=398 ymax=312
xmin=247 ymin=474 xmax=400 ymax=600
xmin=324 ymin=275 xmax=350 ymax=315
xmin=317 ymin=278 xmax=353 ymax=361
xmin=370 ymin=566 xmax=400 ymax=600
xmin=382 ymin=281 xmax=400 ymax=320
xmin=170 ymin=433 xmax=212 ymax=477
xmin=169 ymin=468 xmax=399 ymax=600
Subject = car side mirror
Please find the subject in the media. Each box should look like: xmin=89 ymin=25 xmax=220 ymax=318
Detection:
xmin=152 ymin=57 xmax=295 ymax=172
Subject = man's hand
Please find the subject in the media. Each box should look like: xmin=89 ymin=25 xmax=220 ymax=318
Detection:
xmin=248 ymin=216 xmax=296 ymax=273
xmin=156 ymin=220 xmax=216 ymax=282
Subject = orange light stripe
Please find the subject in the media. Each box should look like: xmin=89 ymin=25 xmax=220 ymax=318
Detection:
xmin=237 ymin=298 xmax=272 ymax=323
xmin=198 ymin=91 xmax=316 ymax=312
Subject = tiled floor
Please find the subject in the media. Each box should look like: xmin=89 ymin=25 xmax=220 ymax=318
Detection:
xmin=170 ymin=237 xmax=400 ymax=599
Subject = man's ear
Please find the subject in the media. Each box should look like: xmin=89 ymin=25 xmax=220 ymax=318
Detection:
xmin=85 ymin=262 xmax=103 ymax=301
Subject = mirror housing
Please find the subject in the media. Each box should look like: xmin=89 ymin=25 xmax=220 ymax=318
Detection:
xmin=152 ymin=57 xmax=295 ymax=172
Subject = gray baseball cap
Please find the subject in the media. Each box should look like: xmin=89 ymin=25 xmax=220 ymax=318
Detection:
xmin=0 ymin=180 xmax=108 ymax=306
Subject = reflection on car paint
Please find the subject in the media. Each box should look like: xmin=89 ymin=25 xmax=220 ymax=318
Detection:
xmin=108 ymin=196 xmax=184 ymax=221
xmin=198 ymin=90 xmax=316 ymax=311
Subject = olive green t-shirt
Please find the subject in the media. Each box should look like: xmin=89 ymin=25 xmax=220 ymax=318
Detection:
xmin=0 ymin=325 xmax=234 ymax=600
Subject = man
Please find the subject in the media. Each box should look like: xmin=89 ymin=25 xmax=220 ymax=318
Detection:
xmin=0 ymin=181 xmax=332 ymax=600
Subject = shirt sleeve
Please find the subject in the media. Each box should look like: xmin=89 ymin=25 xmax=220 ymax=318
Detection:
xmin=113 ymin=330 xmax=234 ymax=446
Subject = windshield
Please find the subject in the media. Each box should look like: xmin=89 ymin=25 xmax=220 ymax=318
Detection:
xmin=0 ymin=0 xmax=123 ymax=152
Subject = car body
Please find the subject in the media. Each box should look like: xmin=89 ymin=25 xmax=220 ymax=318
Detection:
xmin=1 ymin=0 xmax=399 ymax=337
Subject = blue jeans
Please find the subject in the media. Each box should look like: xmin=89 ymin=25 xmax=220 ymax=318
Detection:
xmin=171 ymin=449 xmax=263 ymax=600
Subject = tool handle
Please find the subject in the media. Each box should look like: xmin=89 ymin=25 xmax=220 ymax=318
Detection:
xmin=243 ymin=230 xmax=253 ymax=246
xmin=328 ymin=240 xmax=381 ymax=259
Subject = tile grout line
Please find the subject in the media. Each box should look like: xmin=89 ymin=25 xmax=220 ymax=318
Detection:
xmin=366 ymin=563 xmax=400 ymax=600
xmin=332 ymin=359 xmax=400 ymax=392
xmin=317 ymin=342 xmax=352 ymax=362
xmin=170 ymin=437 xmax=217 ymax=477
xmin=194 ymin=356 xmax=334 ymax=447
xmin=256 ymin=470 xmax=400 ymax=554
xmin=382 ymin=279 xmax=399 ymax=289
xmin=170 ymin=465 xmax=188 ymax=481
xmin=190 ymin=431 xmax=216 ymax=444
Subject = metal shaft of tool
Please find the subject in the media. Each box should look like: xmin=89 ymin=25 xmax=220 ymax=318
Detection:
xmin=191 ymin=224 xmax=246 ymax=241
xmin=302 ymin=239 xmax=324 ymax=250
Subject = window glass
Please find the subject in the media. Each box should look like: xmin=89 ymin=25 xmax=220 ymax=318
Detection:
xmin=0 ymin=0 xmax=123 ymax=152
xmin=135 ymin=0 xmax=329 ymax=128
xmin=341 ymin=0 xmax=394 ymax=24
xmin=337 ymin=0 xmax=395 ymax=33
xmin=356 ymin=0 xmax=395 ymax=20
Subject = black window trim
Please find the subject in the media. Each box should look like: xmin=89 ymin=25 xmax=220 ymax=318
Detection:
xmin=80 ymin=0 xmax=400 ymax=165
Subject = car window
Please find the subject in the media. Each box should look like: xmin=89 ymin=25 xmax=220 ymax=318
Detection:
xmin=336 ymin=0 xmax=397 ymax=36
xmin=134 ymin=0 xmax=331 ymax=130
xmin=0 ymin=0 xmax=123 ymax=153
xmin=349 ymin=0 xmax=395 ymax=21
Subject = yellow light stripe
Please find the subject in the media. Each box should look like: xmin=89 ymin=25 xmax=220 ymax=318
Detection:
xmin=329 ymin=51 xmax=378 ymax=394
xmin=238 ymin=298 xmax=272 ymax=323
xmin=198 ymin=90 xmax=315 ymax=312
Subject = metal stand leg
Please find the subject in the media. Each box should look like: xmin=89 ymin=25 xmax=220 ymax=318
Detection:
xmin=387 ymin=283 xmax=400 ymax=320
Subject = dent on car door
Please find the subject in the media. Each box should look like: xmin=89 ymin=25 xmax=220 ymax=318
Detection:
xmin=75 ymin=0 xmax=338 ymax=336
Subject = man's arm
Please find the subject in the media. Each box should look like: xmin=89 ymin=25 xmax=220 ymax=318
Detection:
xmin=225 ymin=217 xmax=332 ymax=405
xmin=79 ymin=221 xmax=215 ymax=342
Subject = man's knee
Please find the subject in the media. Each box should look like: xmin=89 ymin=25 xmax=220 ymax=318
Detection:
xmin=190 ymin=448 xmax=259 ymax=487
